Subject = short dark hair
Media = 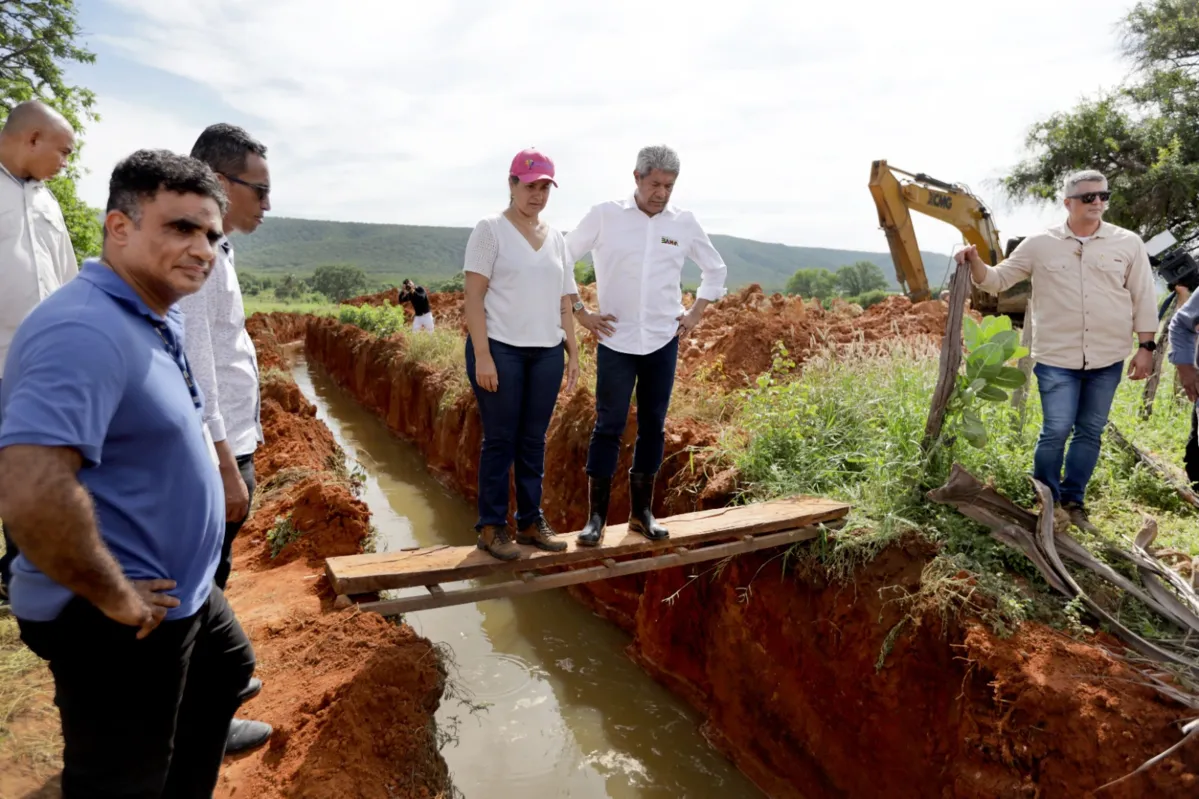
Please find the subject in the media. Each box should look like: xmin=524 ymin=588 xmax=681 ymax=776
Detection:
xmin=190 ymin=123 xmax=267 ymax=177
xmin=106 ymin=149 xmax=228 ymax=222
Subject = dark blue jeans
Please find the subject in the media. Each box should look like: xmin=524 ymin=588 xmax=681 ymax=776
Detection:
xmin=1033 ymin=360 xmax=1124 ymax=505
xmin=466 ymin=337 xmax=565 ymax=529
xmin=586 ymin=337 xmax=679 ymax=478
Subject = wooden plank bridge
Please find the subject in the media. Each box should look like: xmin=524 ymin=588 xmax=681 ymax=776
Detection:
xmin=326 ymin=496 xmax=850 ymax=615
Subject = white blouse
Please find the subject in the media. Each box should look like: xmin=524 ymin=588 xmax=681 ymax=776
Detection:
xmin=463 ymin=214 xmax=579 ymax=348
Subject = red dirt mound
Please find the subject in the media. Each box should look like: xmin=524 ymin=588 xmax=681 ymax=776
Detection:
xmin=216 ymin=315 xmax=450 ymax=798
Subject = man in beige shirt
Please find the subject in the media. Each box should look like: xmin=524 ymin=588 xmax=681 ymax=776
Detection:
xmin=955 ymin=169 xmax=1157 ymax=531
xmin=0 ymin=101 xmax=78 ymax=605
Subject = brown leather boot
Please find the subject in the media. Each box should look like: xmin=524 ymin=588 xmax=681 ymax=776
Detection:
xmin=476 ymin=525 xmax=521 ymax=560
xmin=516 ymin=517 xmax=567 ymax=552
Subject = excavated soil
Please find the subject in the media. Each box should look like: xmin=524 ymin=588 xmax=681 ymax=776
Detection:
xmin=213 ymin=315 xmax=451 ymax=799
xmin=300 ymin=296 xmax=1199 ymax=798
xmin=351 ymin=283 xmax=951 ymax=386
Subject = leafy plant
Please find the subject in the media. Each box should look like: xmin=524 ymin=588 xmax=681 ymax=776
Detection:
xmin=337 ymin=301 xmax=407 ymax=338
xmin=948 ymin=315 xmax=1029 ymax=448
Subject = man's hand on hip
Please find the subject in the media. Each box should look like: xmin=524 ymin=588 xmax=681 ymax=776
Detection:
xmin=676 ymin=307 xmax=703 ymax=336
xmin=578 ymin=308 xmax=617 ymax=338
xmin=1128 ymin=347 xmax=1154 ymax=381
xmin=96 ymin=579 xmax=180 ymax=639
xmin=1179 ymin=364 xmax=1199 ymax=402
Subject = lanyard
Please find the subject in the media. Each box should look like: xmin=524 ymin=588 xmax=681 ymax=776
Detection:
xmin=151 ymin=322 xmax=202 ymax=412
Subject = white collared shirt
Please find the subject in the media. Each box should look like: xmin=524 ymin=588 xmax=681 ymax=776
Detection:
xmin=177 ymin=237 xmax=263 ymax=457
xmin=0 ymin=163 xmax=78 ymax=375
xmin=565 ymin=196 xmax=728 ymax=355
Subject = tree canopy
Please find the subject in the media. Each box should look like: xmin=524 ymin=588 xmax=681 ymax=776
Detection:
xmin=0 ymin=1 xmax=101 ymax=261
xmin=1003 ymin=0 xmax=1199 ymax=245
xmin=311 ymin=264 xmax=369 ymax=302
xmin=784 ymin=268 xmax=838 ymax=299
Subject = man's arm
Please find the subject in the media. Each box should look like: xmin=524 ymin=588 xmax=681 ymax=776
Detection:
xmin=681 ymin=213 xmax=728 ymax=329
xmin=1127 ymin=239 xmax=1160 ymax=336
xmin=564 ymin=205 xmax=617 ymax=337
xmin=178 ymin=275 xmax=248 ymax=520
xmin=958 ymin=239 xmax=1035 ymax=294
xmin=0 ymin=319 xmax=177 ymax=635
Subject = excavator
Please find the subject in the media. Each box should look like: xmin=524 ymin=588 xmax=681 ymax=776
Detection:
xmin=868 ymin=159 xmax=1030 ymax=325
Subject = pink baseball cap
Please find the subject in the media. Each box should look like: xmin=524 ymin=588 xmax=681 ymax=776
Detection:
xmin=509 ymin=148 xmax=557 ymax=186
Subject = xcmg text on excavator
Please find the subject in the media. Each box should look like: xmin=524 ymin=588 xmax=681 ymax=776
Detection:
xmin=868 ymin=159 xmax=1030 ymax=326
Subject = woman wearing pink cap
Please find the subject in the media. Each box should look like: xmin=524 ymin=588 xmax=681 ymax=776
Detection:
xmin=462 ymin=148 xmax=580 ymax=560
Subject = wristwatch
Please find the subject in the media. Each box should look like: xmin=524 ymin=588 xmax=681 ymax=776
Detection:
xmin=572 ymin=300 xmax=585 ymax=313
xmin=1139 ymin=340 xmax=1157 ymax=352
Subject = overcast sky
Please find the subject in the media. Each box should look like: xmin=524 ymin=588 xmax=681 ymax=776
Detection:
xmin=68 ymin=0 xmax=1137 ymax=259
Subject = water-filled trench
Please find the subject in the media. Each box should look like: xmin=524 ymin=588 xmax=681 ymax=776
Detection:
xmin=291 ymin=351 xmax=763 ymax=798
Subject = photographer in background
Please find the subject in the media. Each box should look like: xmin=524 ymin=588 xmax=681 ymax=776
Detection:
xmin=399 ymin=279 xmax=434 ymax=332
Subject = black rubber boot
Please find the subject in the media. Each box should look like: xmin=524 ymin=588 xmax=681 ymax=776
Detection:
xmin=628 ymin=472 xmax=668 ymax=540
xmin=577 ymin=476 xmax=611 ymax=547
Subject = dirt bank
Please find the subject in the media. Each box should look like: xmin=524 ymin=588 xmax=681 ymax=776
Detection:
xmin=303 ymin=313 xmax=1199 ymax=798
xmin=214 ymin=315 xmax=452 ymax=799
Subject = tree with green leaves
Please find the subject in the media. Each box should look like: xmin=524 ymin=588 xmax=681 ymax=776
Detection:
xmin=0 ymin=0 xmax=101 ymax=260
xmin=834 ymin=261 xmax=889 ymax=296
xmin=784 ymin=267 xmax=838 ymax=299
xmin=574 ymin=260 xmax=596 ymax=286
xmin=1003 ymin=0 xmax=1199 ymax=244
xmin=311 ymin=264 xmax=369 ymax=302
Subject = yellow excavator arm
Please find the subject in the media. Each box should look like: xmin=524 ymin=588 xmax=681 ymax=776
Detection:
xmin=868 ymin=159 xmax=1011 ymax=308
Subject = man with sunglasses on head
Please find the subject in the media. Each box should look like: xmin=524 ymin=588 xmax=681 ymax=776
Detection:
xmin=955 ymin=169 xmax=1157 ymax=532
xmin=179 ymin=122 xmax=273 ymax=755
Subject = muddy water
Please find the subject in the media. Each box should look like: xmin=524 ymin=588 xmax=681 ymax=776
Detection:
xmin=291 ymin=354 xmax=762 ymax=798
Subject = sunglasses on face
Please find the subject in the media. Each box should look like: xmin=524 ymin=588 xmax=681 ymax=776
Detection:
xmin=221 ymin=173 xmax=270 ymax=202
xmin=1067 ymin=191 xmax=1111 ymax=204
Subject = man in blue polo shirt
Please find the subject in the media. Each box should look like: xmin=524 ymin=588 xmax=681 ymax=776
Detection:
xmin=0 ymin=149 xmax=256 ymax=797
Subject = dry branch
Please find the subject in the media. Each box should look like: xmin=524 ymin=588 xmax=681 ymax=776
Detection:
xmin=927 ymin=464 xmax=1199 ymax=679
xmin=1141 ymin=301 xmax=1176 ymax=420
xmin=922 ymin=261 xmax=971 ymax=450
xmin=1106 ymin=422 xmax=1199 ymax=512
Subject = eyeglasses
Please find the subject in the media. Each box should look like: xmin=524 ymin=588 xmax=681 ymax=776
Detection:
xmin=1066 ymin=191 xmax=1111 ymax=204
xmin=220 ymin=173 xmax=270 ymax=201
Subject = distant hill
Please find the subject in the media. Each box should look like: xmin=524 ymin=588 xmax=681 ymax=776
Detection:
xmin=229 ymin=216 xmax=952 ymax=293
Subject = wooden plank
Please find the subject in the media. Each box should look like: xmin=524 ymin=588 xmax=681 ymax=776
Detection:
xmin=325 ymin=496 xmax=848 ymax=595
xmin=357 ymin=525 xmax=825 ymax=616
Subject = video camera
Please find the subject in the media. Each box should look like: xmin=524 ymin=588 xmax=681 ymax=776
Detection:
xmin=1146 ymin=230 xmax=1199 ymax=293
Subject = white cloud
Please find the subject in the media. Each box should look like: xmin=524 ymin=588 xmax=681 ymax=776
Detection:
xmin=78 ymin=0 xmax=1138 ymax=257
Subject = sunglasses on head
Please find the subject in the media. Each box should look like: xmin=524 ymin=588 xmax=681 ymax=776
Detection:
xmin=1067 ymin=191 xmax=1111 ymax=204
xmin=220 ymin=173 xmax=270 ymax=201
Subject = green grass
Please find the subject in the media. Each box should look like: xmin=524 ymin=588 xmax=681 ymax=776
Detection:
xmin=244 ymin=289 xmax=337 ymax=316
xmin=724 ymin=337 xmax=1199 ymax=636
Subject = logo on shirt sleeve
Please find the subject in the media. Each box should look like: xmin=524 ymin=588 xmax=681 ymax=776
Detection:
xmin=660 ymin=236 xmax=679 ymax=246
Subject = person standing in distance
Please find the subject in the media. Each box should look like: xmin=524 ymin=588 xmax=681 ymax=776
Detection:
xmin=179 ymin=122 xmax=273 ymax=755
xmin=956 ymin=169 xmax=1157 ymax=531
xmin=399 ymin=278 xmax=434 ymax=332
xmin=463 ymin=148 xmax=580 ymax=560
xmin=565 ymin=145 xmax=728 ymax=547
xmin=0 ymin=100 xmax=80 ymax=608
xmin=0 ymin=149 xmax=256 ymax=797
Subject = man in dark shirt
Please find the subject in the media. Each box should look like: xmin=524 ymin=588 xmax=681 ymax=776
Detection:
xmin=399 ymin=278 xmax=434 ymax=332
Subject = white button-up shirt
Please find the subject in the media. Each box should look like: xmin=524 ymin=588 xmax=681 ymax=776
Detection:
xmin=178 ymin=238 xmax=262 ymax=457
xmin=0 ymin=163 xmax=78 ymax=375
xmin=565 ymin=196 xmax=728 ymax=356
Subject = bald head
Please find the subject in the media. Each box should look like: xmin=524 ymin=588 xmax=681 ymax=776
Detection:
xmin=0 ymin=101 xmax=76 ymax=181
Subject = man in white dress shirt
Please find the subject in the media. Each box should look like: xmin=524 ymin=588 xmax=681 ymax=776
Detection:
xmin=0 ymin=101 xmax=78 ymax=606
xmin=565 ymin=145 xmax=727 ymax=546
xmin=179 ymin=123 xmax=273 ymax=754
